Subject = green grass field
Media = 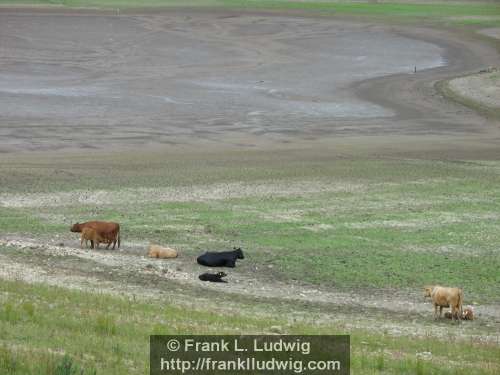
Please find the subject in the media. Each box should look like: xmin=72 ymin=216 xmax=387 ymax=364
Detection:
xmin=2 ymin=155 xmax=500 ymax=301
xmin=1 ymin=279 xmax=499 ymax=375
xmin=1 ymin=150 xmax=500 ymax=373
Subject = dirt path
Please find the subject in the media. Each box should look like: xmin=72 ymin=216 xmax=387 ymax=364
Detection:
xmin=1 ymin=236 xmax=499 ymax=342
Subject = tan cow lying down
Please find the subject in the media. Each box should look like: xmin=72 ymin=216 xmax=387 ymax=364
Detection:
xmin=444 ymin=306 xmax=475 ymax=321
xmin=424 ymin=285 xmax=463 ymax=321
xmin=148 ymin=244 xmax=178 ymax=259
xmin=71 ymin=221 xmax=120 ymax=250
xmin=81 ymin=227 xmax=107 ymax=249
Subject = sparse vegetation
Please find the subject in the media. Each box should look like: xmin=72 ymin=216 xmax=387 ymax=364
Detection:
xmin=1 ymin=0 xmax=499 ymax=26
xmin=439 ymin=70 xmax=500 ymax=119
xmin=1 ymin=152 xmax=500 ymax=372
xmin=0 ymin=0 xmax=497 ymax=21
xmin=2 ymin=156 xmax=500 ymax=301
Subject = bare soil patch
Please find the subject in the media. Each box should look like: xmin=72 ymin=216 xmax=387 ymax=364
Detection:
xmin=0 ymin=179 xmax=363 ymax=208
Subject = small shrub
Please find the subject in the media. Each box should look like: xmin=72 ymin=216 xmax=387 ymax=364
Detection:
xmin=95 ymin=315 xmax=117 ymax=336
xmin=376 ymin=352 xmax=385 ymax=371
xmin=204 ymin=224 xmax=215 ymax=234
xmin=54 ymin=355 xmax=75 ymax=375
xmin=54 ymin=355 xmax=97 ymax=375
xmin=112 ymin=342 xmax=123 ymax=356
xmin=0 ymin=303 xmax=19 ymax=323
xmin=416 ymin=358 xmax=424 ymax=375
xmin=0 ymin=346 xmax=17 ymax=373
xmin=21 ymin=302 xmax=35 ymax=320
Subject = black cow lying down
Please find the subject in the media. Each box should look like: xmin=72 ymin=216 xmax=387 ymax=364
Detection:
xmin=197 ymin=247 xmax=244 ymax=268
xmin=199 ymin=272 xmax=227 ymax=283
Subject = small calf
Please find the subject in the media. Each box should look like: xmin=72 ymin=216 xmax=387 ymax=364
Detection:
xmin=445 ymin=306 xmax=475 ymax=321
xmin=148 ymin=244 xmax=178 ymax=259
xmin=81 ymin=227 xmax=106 ymax=249
xmin=199 ymin=272 xmax=227 ymax=283
xmin=462 ymin=306 xmax=475 ymax=320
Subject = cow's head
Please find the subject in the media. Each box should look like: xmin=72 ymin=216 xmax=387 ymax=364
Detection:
xmin=234 ymin=247 xmax=244 ymax=259
xmin=70 ymin=223 xmax=81 ymax=232
xmin=423 ymin=286 xmax=434 ymax=298
xmin=217 ymin=272 xmax=227 ymax=278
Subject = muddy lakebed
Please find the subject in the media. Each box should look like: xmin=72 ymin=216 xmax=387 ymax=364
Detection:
xmin=0 ymin=10 xmax=445 ymax=152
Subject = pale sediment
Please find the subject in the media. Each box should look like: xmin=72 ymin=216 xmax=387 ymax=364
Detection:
xmin=446 ymin=68 xmax=500 ymax=113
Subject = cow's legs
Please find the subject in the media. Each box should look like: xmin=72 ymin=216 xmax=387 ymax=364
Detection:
xmin=439 ymin=306 xmax=443 ymax=319
xmin=90 ymin=239 xmax=94 ymax=249
xmin=80 ymin=237 xmax=84 ymax=248
xmin=451 ymin=306 xmax=461 ymax=324
xmin=112 ymin=239 xmax=116 ymax=250
xmin=434 ymin=304 xmax=439 ymax=320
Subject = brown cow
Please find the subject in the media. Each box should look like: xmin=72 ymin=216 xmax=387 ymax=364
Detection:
xmin=148 ymin=244 xmax=178 ymax=259
xmin=71 ymin=221 xmax=120 ymax=250
xmin=81 ymin=227 xmax=107 ymax=249
xmin=424 ymin=285 xmax=463 ymax=322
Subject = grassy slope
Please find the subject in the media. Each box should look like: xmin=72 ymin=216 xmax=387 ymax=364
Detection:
xmin=2 ymin=153 xmax=500 ymax=372
xmin=2 ymin=156 xmax=500 ymax=302
xmin=1 ymin=279 xmax=499 ymax=375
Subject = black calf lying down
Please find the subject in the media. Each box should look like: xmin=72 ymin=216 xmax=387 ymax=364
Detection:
xmin=199 ymin=272 xmax=227 ymax=283
xmin=197 ymin=247 xmax=244 ymax=268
